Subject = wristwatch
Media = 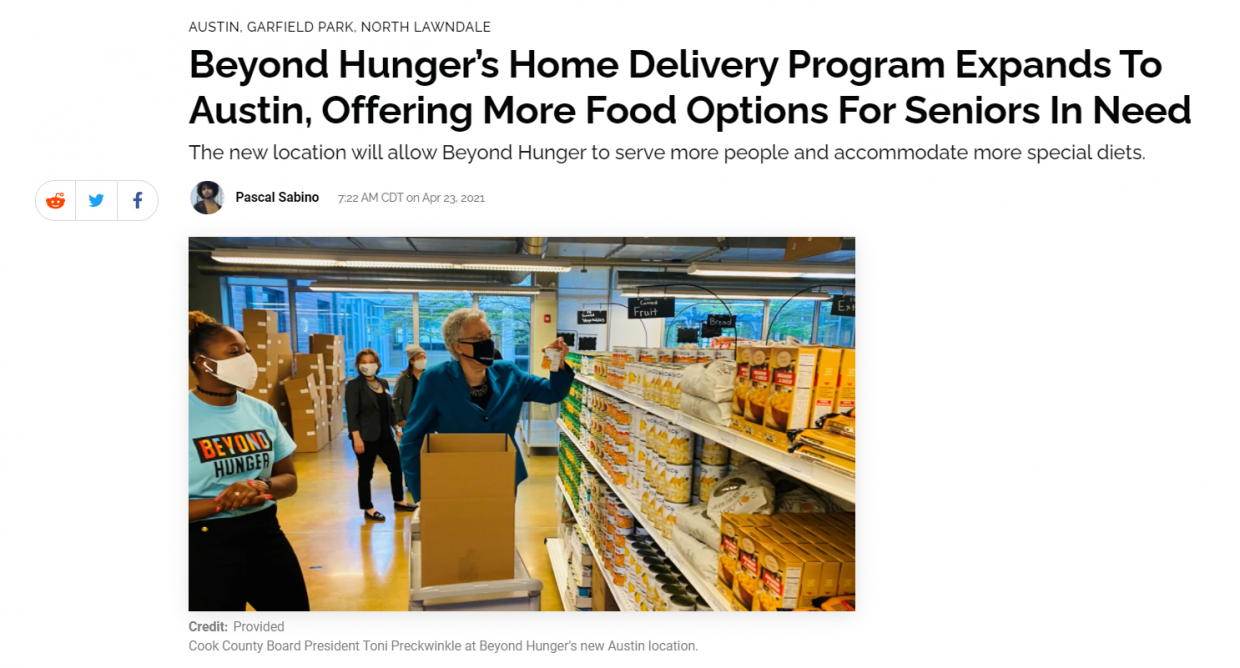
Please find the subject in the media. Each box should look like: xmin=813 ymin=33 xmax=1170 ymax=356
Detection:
xmin=256 ymin=476 xmax=272 ymax=493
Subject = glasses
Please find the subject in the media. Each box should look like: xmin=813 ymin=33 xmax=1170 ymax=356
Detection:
xmin=459 ymin=334 xmax=492 ymax=342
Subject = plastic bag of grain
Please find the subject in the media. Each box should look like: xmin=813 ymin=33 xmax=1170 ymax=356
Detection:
xmin=675 ymin=503 xmax=721 ymax=547
xmin=672 ymin=527 xmax=718 ymax=580
xmin=728 ymin=449 xmax=755 ymax=470
xmin=706 ymin=462 xmax=775 ymax=524
xmin=770 ymin=471 xmax=830 ymax=513
xmin=679 ymin=394 xmax=731 ymax=426
xmin=680 ymin=359 xmax=736 ymax=403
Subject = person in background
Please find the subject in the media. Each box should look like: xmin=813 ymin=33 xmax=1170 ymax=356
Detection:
xmin=398 ymin=308 xmax=573 ymax=503
xmin=392 ymin=344 xmax=427 ymax=439
xmin=345 ymin=349 xmax=416 ymax=520
xmin=187 ymin=311 xmax=309 ymax=611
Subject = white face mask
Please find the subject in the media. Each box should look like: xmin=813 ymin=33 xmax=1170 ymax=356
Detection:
xmin=359 ymin=363 xmax=379 ymax=377
xmin=413 ymin=359 xmax=427 ymax=370
xmin=199 ymin=353 xmax=258 ymax=390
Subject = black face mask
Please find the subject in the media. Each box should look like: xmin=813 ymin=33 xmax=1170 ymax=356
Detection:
xmin=460 ymin=338 xmax=495 ymax=367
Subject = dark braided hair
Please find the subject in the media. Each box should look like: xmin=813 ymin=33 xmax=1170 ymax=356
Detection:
xmin=189 ymin=311 xmax=232 ymax=376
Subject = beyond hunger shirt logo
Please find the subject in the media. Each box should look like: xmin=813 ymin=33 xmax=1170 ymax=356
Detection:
xmin=193 ymin=430 xmax=274 ymax=477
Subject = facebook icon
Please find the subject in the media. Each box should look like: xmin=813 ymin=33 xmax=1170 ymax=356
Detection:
xmin=133 ymin=192 xmax=143 ymax=209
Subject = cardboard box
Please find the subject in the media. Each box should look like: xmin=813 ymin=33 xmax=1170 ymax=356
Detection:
xmin=799 ymin=543 xmax=842 ymax=599
xmin=754 ymin=541 xmax=821 ymax=611
xmin=419 ymin=433 xmax=517 ymax=587
xmin=743 ymin=346 xmax=771 ymax=429
xmin=293 ymin=353 xmax=327 ymax=387
xmin=765 ymin=344 xmax=821 ymax=433
xmin=717 ymin=513 xmax=756 ymax=592
xmin=833 ymin=386 xmax=856 ymax=415
xmin=591 ymin=559 xmax=620 ymax=611
xmin=732 ymin=524 xmax=776 ymax=611
xmin=731 ymin=344 xmax=751 ymax=419
xmin=811 ymin=347 xmax=845 ymax=427
xmin=288 ymin=415 xmax=325 ymax=453
xmin=309 ymin=334 xmax=344 ymax=365
xmin=838 ymin=347 xmax=855 ymax=389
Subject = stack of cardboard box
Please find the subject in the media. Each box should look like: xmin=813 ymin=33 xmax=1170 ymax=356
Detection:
xmin=241 ymin=309 xmax=294 ymax=417
xmin=309 ymin=334 xmax=347 ymax=439
xmin=282 ymin=365 xmax=330 ymax=453
xmin=717 ymin=512 xmax=856 ymax=612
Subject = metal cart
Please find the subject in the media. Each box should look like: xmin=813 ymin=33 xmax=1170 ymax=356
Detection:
xmin=407 ymin=508 xmax=543 ymax=611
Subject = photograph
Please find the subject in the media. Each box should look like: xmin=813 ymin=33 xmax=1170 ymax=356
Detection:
xmin=187 ymin=236 xmax=857 ymax=611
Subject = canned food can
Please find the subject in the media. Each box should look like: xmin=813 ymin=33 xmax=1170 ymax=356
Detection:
xmin=663 ymin=464 xmax=693 ymax=503
xmin=640 ymin=348 xmax=658 ymax=363
xmin=695 ymin=595 xmax=710 ymax=611
xmin=700 ymin=439 xmax=730 ymax=465
xmin=669 ymin=594 xmax=697 ymax=611
xmin=696 ymin=349 xmax=714 ymax=364
xmin=658 ymin=348 xmax=675 ymax=363
xmin=697 ymin=464 xmax=729 ymax=502
xmin=673 ymin=349 xmax=698 ymax=364
xmin=665 ymin=425 xmax=693 ymax=464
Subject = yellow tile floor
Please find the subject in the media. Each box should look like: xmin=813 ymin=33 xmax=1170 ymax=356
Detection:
xmin=272 ymin=431 xmax=564 ymax=611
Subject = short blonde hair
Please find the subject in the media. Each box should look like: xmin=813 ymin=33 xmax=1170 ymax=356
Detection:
xmin=442 ymin=308 xmax=488 ymax=360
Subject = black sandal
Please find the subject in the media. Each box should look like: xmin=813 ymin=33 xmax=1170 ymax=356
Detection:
xmin=365 ymin=510 xmax=386 ymax=521
xmin=394 ymin=502 xmax=417 ymax=512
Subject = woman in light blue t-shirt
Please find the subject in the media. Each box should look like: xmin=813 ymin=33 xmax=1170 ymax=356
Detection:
xmin=187 ymin=312 xmax=309 ymax=611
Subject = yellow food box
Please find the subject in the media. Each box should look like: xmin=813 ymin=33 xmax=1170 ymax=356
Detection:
xmin=732 ymin=525 xmax=776 ymax=611
xmin=754 ymin=541 xmax=826 ymax=611
xmin=838 ymin=347 xmax=855 ymax=389
xmin=799 ymin=543 xmax=842 ymax=599
xmin=811 ymin=347 xmax=845 ymax=427
xmin=743 ymin=346 xmax=772 ymax=429
xmin=833 ymin=386 xmax=856 ymax=415
xmin=765 ymin=344 xmax=822 ymax=434
xmin=717 ymin=513 xmax=759 ymax=592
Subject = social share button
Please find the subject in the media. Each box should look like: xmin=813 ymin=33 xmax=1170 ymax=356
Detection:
xmin=36 ymin=181 xmax=76 ymax=221
xmin=118 ymin=181 xmax=158 ymax=221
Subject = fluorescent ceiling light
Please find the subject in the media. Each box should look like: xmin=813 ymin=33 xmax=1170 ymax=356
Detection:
xmin=309 ymin=281 xmax=544 ymax=295
xmin=211 ymin=249 xmax=572 ymax=272
xmin=620 ymin=289 xmax=833 ymax=301
xmin=688 ymin=261 xmax=855 ymax=280
xmin=461 ymin=263 xmax=571 ymax=273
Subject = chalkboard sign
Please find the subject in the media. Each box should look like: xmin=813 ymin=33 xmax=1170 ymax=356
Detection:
xmin=627 ymin=297 xmax=675 ymax=319
xmin=557 ymin=332 xmax=577 ymax=346
xmin=830 ymin=295 xmax=856 ymax=317
xmin=700 ymin=323 xmax=723 ymax=338
xmin=706 ymin=313 xmax=736 ymax=328
xmin=578 ymin=335 xmax=598 ymax=351
xmin=577 ymin=310 xmax=607 ymax=325
xmin=677 ymin=327 xmax=700 ymax=343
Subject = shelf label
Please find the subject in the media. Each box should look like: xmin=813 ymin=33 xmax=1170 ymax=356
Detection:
xmin=627 ymin=297 xmax=675 ymax=319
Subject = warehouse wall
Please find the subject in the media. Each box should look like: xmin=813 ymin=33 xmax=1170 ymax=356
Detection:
xmin=529 ymin=273 xmax=559 ymax=421
xmin=188 ymin=252 xmax=223 ymax=320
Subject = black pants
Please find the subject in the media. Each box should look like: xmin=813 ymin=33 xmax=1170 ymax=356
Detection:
xmin=188 ymin=506 xmax=309 ymax=611
xmin=358 ymin=434 xmax=403 ymax=510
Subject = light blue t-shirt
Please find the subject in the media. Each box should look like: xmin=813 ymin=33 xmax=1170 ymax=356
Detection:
xmin=189 ymin=391 xmax=297 ymax=521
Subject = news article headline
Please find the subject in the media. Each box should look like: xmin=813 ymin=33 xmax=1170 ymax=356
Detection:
xmin=189 ymin=49 xmax=1192 ymax=131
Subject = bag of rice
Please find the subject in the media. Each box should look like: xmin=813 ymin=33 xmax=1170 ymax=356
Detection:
xmin=679 ymin=394 xmax=731 ymax=426
xmin=680 ymin=359 xmax=736 ymax=403
xmin=672 ymin=527 xmax=718 ymax=579
xmin=675 ymin=503 xmax=721 ymax=547
xmin=706 ymin=462 xmax=775 ymax=524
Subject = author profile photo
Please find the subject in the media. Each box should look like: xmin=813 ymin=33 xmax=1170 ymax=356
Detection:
xmin=192 ymin=181 xmax=223 ymax=215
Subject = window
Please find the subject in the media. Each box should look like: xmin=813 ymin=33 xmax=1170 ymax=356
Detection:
xmin=479 ymin=295 xmax=532 ymax=371
xmin=418 ymin=292 xmax=472 ymax=368
xmin=226 ymin=277 xmax=290 ymax=332
xmin=662 ymin=299 xmax=764 ymax=347
xmin=767 ymin=299 xmax=817 ymax=342
xmin=817 ymin=302 xmax=856 ymax=347
xmin=294 ymin=292 xmax=414 ymax=377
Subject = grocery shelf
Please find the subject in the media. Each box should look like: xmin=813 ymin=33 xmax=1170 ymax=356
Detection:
xmin=545 ymin=537 xmax=576 ymax=612
xmin=574 ymin=374 xmax=855 ymax=504
xmin=555 ymin=476 xmax=636 ymax=612
xmin=558 ymin=419 xmax=732 ymax=612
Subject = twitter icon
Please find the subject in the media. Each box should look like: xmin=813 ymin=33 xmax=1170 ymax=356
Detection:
xmin=88 ymin=194 xmax=104 ymax=207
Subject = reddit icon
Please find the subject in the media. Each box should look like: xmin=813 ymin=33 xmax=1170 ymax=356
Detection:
xmin=46 ymin=192 xmax=66 ymax=209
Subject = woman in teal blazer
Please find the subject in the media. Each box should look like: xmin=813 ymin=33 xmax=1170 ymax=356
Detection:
xmin=398 ymin=308 xmax=573 ymax=503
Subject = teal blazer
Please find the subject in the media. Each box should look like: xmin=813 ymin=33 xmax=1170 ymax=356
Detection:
xmin=398 ymin=359 xmax=574 ymax=502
